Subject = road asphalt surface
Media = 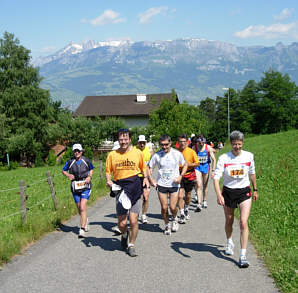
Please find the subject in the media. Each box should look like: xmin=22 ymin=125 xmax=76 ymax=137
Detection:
xmin=0 ymin=180 xmax=278 ymax=293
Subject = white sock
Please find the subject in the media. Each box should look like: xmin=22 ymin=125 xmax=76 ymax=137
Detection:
xmin=185 ymin=205 xmax=189 ymax=210
xmin=180 ymin=209 xmax=185 ymax=215
xmin=128 ymin=243 xmax=134 ymax=248
xmin=240 ymin=249 xmax=246 ymax=256
xmin=227 ymin=238 xmax=233 ymax=245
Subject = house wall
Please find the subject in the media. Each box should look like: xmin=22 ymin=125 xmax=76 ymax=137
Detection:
xmin=123 ymin=116 xmax=149 ymax=128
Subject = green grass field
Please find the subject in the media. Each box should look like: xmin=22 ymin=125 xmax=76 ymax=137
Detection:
xmin=219 ymin=130 xmax=297 ymax=293
xmin=0 ymin=161 xmax=108 ymax=266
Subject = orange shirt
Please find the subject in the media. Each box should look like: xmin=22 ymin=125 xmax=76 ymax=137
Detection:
xmin=105 ymin=148 xmax=147 ymax=181
xmin=180 ymin=147 xmax=199 ymax=174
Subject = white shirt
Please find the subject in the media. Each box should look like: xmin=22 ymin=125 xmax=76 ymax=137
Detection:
xmin=214 ymin=150 xmax=255 ymax=189
xmin=149 ymin=148 xmax=185 ymax=187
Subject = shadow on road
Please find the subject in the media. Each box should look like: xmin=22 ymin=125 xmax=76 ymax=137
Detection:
xmin=139 ymin=222 xmax=163 ymax=233
xmin=58 ymin=224 xmax=79 ymax=234
xmin=81 ymin=236 xmax=122 ymax=251
xmin=171 ymin=241 xmax=239 ymax=266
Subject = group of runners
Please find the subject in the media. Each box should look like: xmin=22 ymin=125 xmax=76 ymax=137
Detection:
xmin=62 ymin=129 xmax=258 ymax=268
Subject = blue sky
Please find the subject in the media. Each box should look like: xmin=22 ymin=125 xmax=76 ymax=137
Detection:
xmin=1 ymin=0 xmax=298 ymax=59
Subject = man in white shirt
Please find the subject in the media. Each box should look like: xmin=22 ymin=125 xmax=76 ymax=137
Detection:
xmin=213 ymin=130 xmax=258 ymax=268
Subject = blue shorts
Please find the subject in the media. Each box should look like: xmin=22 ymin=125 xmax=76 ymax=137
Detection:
xmin=72 ymin=189 xmax=91 ymax=203
xmin=196 ymin=163 xmax=210 ymax=174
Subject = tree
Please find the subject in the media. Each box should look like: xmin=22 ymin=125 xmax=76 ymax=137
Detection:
xmin=148 ymin=91 xmax=209 ymax=142
xmin=256 ymin=70 xmax=298 ymax=133
xmin=0 ymin=32 xmax=59 ymax=164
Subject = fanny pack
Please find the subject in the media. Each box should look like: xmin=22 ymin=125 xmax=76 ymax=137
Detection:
xmin=184 ymin=170 xmax=196 ymax=181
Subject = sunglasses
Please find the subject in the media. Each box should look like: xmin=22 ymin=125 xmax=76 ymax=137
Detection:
xmin=160 ymin=143 xmax=170 ymax=147
xmin=73 ymin=149 xmax=82 ymax=153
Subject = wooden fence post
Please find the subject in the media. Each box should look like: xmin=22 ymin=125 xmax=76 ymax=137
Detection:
xmin=46 ymin=172 xmax=58 ymax=210
xmin=99 ymin=160 xmax=103 ymax=180
xmin=19 ymin=180 xmax=27 ymax=224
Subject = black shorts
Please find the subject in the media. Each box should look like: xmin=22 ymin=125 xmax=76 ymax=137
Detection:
xmin=180 ymin=177 xmax=195 ymax=193
xmin=222 ymin=186 xmax=252 ymax=208
xmin=157 ymin=185 xmax=179 ymax=194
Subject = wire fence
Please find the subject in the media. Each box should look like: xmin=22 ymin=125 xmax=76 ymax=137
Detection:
xmin=0 ymin=161 xmax=104 ymax=224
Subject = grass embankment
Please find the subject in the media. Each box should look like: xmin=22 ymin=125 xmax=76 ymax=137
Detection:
xmin=0 ymin=162 xmax=108 ymax=267
xmin=219 ymin=130 xmax=297 ymax=293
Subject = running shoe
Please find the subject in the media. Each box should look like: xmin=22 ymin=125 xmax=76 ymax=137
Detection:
xmin=193 ymin=194 xmax=198 ymax=203
xmin=179 ymin=214 xmax=186 ymax=224
xmin=164 ymin=223 xmax=172 ymax=235
xmin=239 ymin=255 xmax=250 ymax=268
xmin=184 ymin=208 xmax=190 ymax=220
xmin=224 ymin=242 xmax=235 ymax=255
xmin=203 ymin=201 xmax=208 ymax=208
xmin=112 ymin=225 xmax=122 ymax=235
xmin=141 ymin=214 xmax=148 ymax=224
xmin=171 ymin=219 xmax=179 ymax=232
xmin=127 ymin=245 xmax=137 ymax=257
xmin=84 ymin=218 xmax=89 ymax=232
xmin=78 ymin=228 xmax=85 ymax=238
xmin=121 ymin=230 xmax=129 ymax=250
xmin=195 ymin=203 xmax=202 ymax=212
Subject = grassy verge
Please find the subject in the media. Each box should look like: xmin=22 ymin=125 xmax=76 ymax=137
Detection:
xmin=218 ymin=130 xmax=297 ymax=293
xmin=0 ymin=161 xmax=108 ymax=267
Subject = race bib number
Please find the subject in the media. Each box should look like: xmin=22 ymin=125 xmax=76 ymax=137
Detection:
xmin=161 ymin=169 xmax=173 ymax=181
xmin=227 ymin=165 xmax=246 ymax=179
xmin=74 ymin=180 xmax=87 ymax=190
xmin=199 ymin=156 xmax=208 ymax=164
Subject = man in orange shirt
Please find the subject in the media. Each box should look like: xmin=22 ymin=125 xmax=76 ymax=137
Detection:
xmin=178 ymin=134 xmax=200 ymax=223
xmin=106 ymin=129 xmax=149 ymax=257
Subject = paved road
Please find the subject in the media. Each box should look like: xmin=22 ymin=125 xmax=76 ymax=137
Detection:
xmin=0 ymin=181 xmax=278 ymax=293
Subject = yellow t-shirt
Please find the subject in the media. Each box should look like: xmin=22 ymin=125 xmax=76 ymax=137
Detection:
xmin=134 ymin=145 xmax=151 ymax=163
xmin=106 ymin=148 xmax=147 ymax=181
xmin=180 ymin=147 xmax=199 ymax=174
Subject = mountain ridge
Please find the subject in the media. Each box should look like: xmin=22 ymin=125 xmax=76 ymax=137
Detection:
xmin=35 ymin=38 xmax=298 ymax=110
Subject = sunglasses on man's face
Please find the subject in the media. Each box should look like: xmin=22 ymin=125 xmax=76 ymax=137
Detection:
xmin=73 ymin=149 xmax=81 ymax=153
xmin=160 ymin=143 xmax=170 ymax=147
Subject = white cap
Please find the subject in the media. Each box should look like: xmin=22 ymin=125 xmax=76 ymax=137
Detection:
xmin=112 ymin=141 xmax=120 ymax=150
xmin=191 ymin=133 xmax=195 ymax=138
xmin=138 ymin=135 xmax=146 ymax=142
xmin=72 ymin=143 xmax=83 ymax=151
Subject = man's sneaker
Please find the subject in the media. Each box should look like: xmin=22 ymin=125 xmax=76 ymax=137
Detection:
xmin=127 ymin=245 xmax=137 ymax=257
xmin=112 ymin=225 xmax=122 ymax=235
xmin=184 ymin=209 xmax=190 ymax=220
xmin=202 ymin=201 xmax=208 ymax=208
xmin=164 ymin=223 xmax=171 ymax=235
xmin=195 ymin=203 xmax=202 ymax=212
xmin=239 ymin=255 xmax=250 ymax=268
xmin=224 ymin=242 xmax=235 ymax=255
xmin=84 ymin=218 xmax=90 ymax=232
xmin=120 ymin=230 xmax=129 ymax=250
xmin=171 ymin=219 xmax=179 ymax=232
xmin=78 ymin=228 xmax=85 ymax=238
xmin=179 ymin=214 xmax=186 ymax=224
xmin=141 ymin=214 xmax=148 ymax=224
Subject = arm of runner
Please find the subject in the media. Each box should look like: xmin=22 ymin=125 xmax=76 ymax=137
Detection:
xmin=174 ymin=162 xmax=188 ymax=183
xmin=213 ymin=178 xmax=225 ymax=206
xmin=105 ymin=173 xmax=113 ymax=188
xmin=62 ymin=170 xmax=75 ymax=181
xmin=147 ymin=167 xmax=157 ymax=187
xmin=249 ymin=173 xmax=258 ymax=201
xmin=85 ymin=169 xmax=93 ymax=183
xmin=207 ymin=145 xmax=217 ymax=179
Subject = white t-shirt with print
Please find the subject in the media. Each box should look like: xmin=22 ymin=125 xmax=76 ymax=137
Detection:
xmin=149 ymin=148 xmax=185 ymax=187
xmin=214 ymin=150 xmax=255 ymax=189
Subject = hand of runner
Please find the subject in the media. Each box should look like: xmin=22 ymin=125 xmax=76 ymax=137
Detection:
xmin=253 ymin=191 xmax=258 ymax=202
xmin=143 ymin=178 xmax=150 ymax=189
xmin=106 ymin=180 xmax=113 ymax=188
xmin=173 ymin=175 xmax=182 ymax=184
xmin=217 ymin=194 xmax=225 ymax=206
xmin=150 ymin=179 xmax=157 ymax=187
xmin=68 ymin=174 xmax=75 ymax=181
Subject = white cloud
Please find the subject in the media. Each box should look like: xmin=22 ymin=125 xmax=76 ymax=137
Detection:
xmin=88 ymin=10 xmax=126 ymax=26
xmin=234 ymin=22 xmax=298 ymax=39
xmin=273 ymin=8 xmax=293 ymax=21
xmin=138 ymin=6 xmax=169 ymax=24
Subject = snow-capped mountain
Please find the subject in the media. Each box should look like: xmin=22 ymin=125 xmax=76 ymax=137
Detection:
xmin=34 ymin=38 xmax=298 ymax=110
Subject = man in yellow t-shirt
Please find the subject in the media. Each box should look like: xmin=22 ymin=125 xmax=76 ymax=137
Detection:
xmin=178 ymin=134 xmax=200 ymax=224
xmin=135 ymin=135 xmax=154 ymax=224
xmin=106 ymin=129 xmax=149 ymax=257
